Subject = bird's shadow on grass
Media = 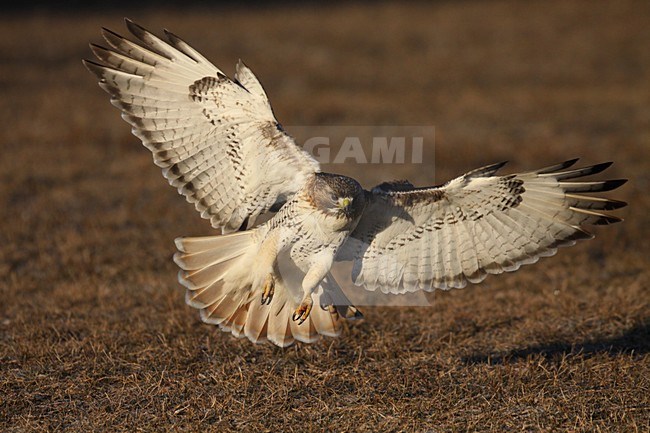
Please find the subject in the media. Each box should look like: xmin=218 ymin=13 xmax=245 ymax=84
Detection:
xmin=462 ymin=320 xmax=650 ymax=365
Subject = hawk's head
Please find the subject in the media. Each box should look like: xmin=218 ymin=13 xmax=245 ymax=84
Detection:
xmin=311 ymin=172 xmax=366 ymax=223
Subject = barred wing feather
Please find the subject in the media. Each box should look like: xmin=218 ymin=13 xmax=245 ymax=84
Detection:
xmin=84 ymin=19 xmax=319 ymax=233
xmin=344 ymin=160 xmax=626 ymax=294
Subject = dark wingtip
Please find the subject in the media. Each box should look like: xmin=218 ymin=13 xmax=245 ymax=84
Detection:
xmin=466 ymin=160 xmax=508 ymax=179
xmin=82 ymin=59 xmax=105 ymax=77
xmin=593 ymin=214 xmax=624 ymax=225
xmin=538 ymin=158 xmax=580 ymax=174
xmin=603 ymin=199 xmax=628 ymax=210
xmin=101 ymin=26 xmax=119 ymax=37
xmin=558 ymin=158 xmax=580 ymax=171
xmin=603 ymin=179 xmax=628 ymax=191
xmin=101 ymin=26 xmax=127 ymax=46
xmin=584 ymin=161 xmax=614 ymax=176
xmin=124 ymin=17 xmax=148 ymax=39
xmin=88 ymin=43 xmax=109 ymax=61
xmin=595 ymin=160 xmax=613 ymax=169
xmin=163 ymin=28 xmax=179 ymax=42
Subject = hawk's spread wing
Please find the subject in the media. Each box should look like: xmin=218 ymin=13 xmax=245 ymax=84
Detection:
xmin=342 ymin=160 xmax=626 ymax=294
xmin=84 ymin=20 xmax=319 ymax=233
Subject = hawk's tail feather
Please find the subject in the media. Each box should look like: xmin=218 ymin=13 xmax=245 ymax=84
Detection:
xmin=174 ymin=232 xmax=356 ymax=347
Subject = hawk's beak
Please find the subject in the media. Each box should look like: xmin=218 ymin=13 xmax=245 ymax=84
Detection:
xmin=341 ymin=197 xmax=351 ymax=208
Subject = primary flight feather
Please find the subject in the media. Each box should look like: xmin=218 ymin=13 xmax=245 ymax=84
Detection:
xmin=85 ymin=19 xmax=627 ymax=347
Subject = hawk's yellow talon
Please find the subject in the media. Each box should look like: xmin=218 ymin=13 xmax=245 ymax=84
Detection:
xmin=260 ymin=274 xmax=275 ymax=305
xmin=292 ymin=297 xmax=313 ymax=324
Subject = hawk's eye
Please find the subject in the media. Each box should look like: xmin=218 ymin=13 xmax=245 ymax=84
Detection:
xmin=330 ymin=193 xmax=338 ymax=202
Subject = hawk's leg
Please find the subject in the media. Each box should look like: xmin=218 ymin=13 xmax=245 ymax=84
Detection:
xmin=260 ymin=273 xmax=275 ymax=305
xmin=254 ymin=228 xmax=285 ymax=305
xmin=292 ymin=258 xmax=332 ymax=324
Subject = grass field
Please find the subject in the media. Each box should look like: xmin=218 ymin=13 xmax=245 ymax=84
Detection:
xmin=1 ymin=1 xmax=648 ymax=431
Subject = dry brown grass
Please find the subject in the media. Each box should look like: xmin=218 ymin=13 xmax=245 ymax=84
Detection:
xmin=1 ymin=1 xmax=648 ymax=432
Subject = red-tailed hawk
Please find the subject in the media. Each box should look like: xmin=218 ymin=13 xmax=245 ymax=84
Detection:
xmin=85 ymin=20 xmax=627 ymax=347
